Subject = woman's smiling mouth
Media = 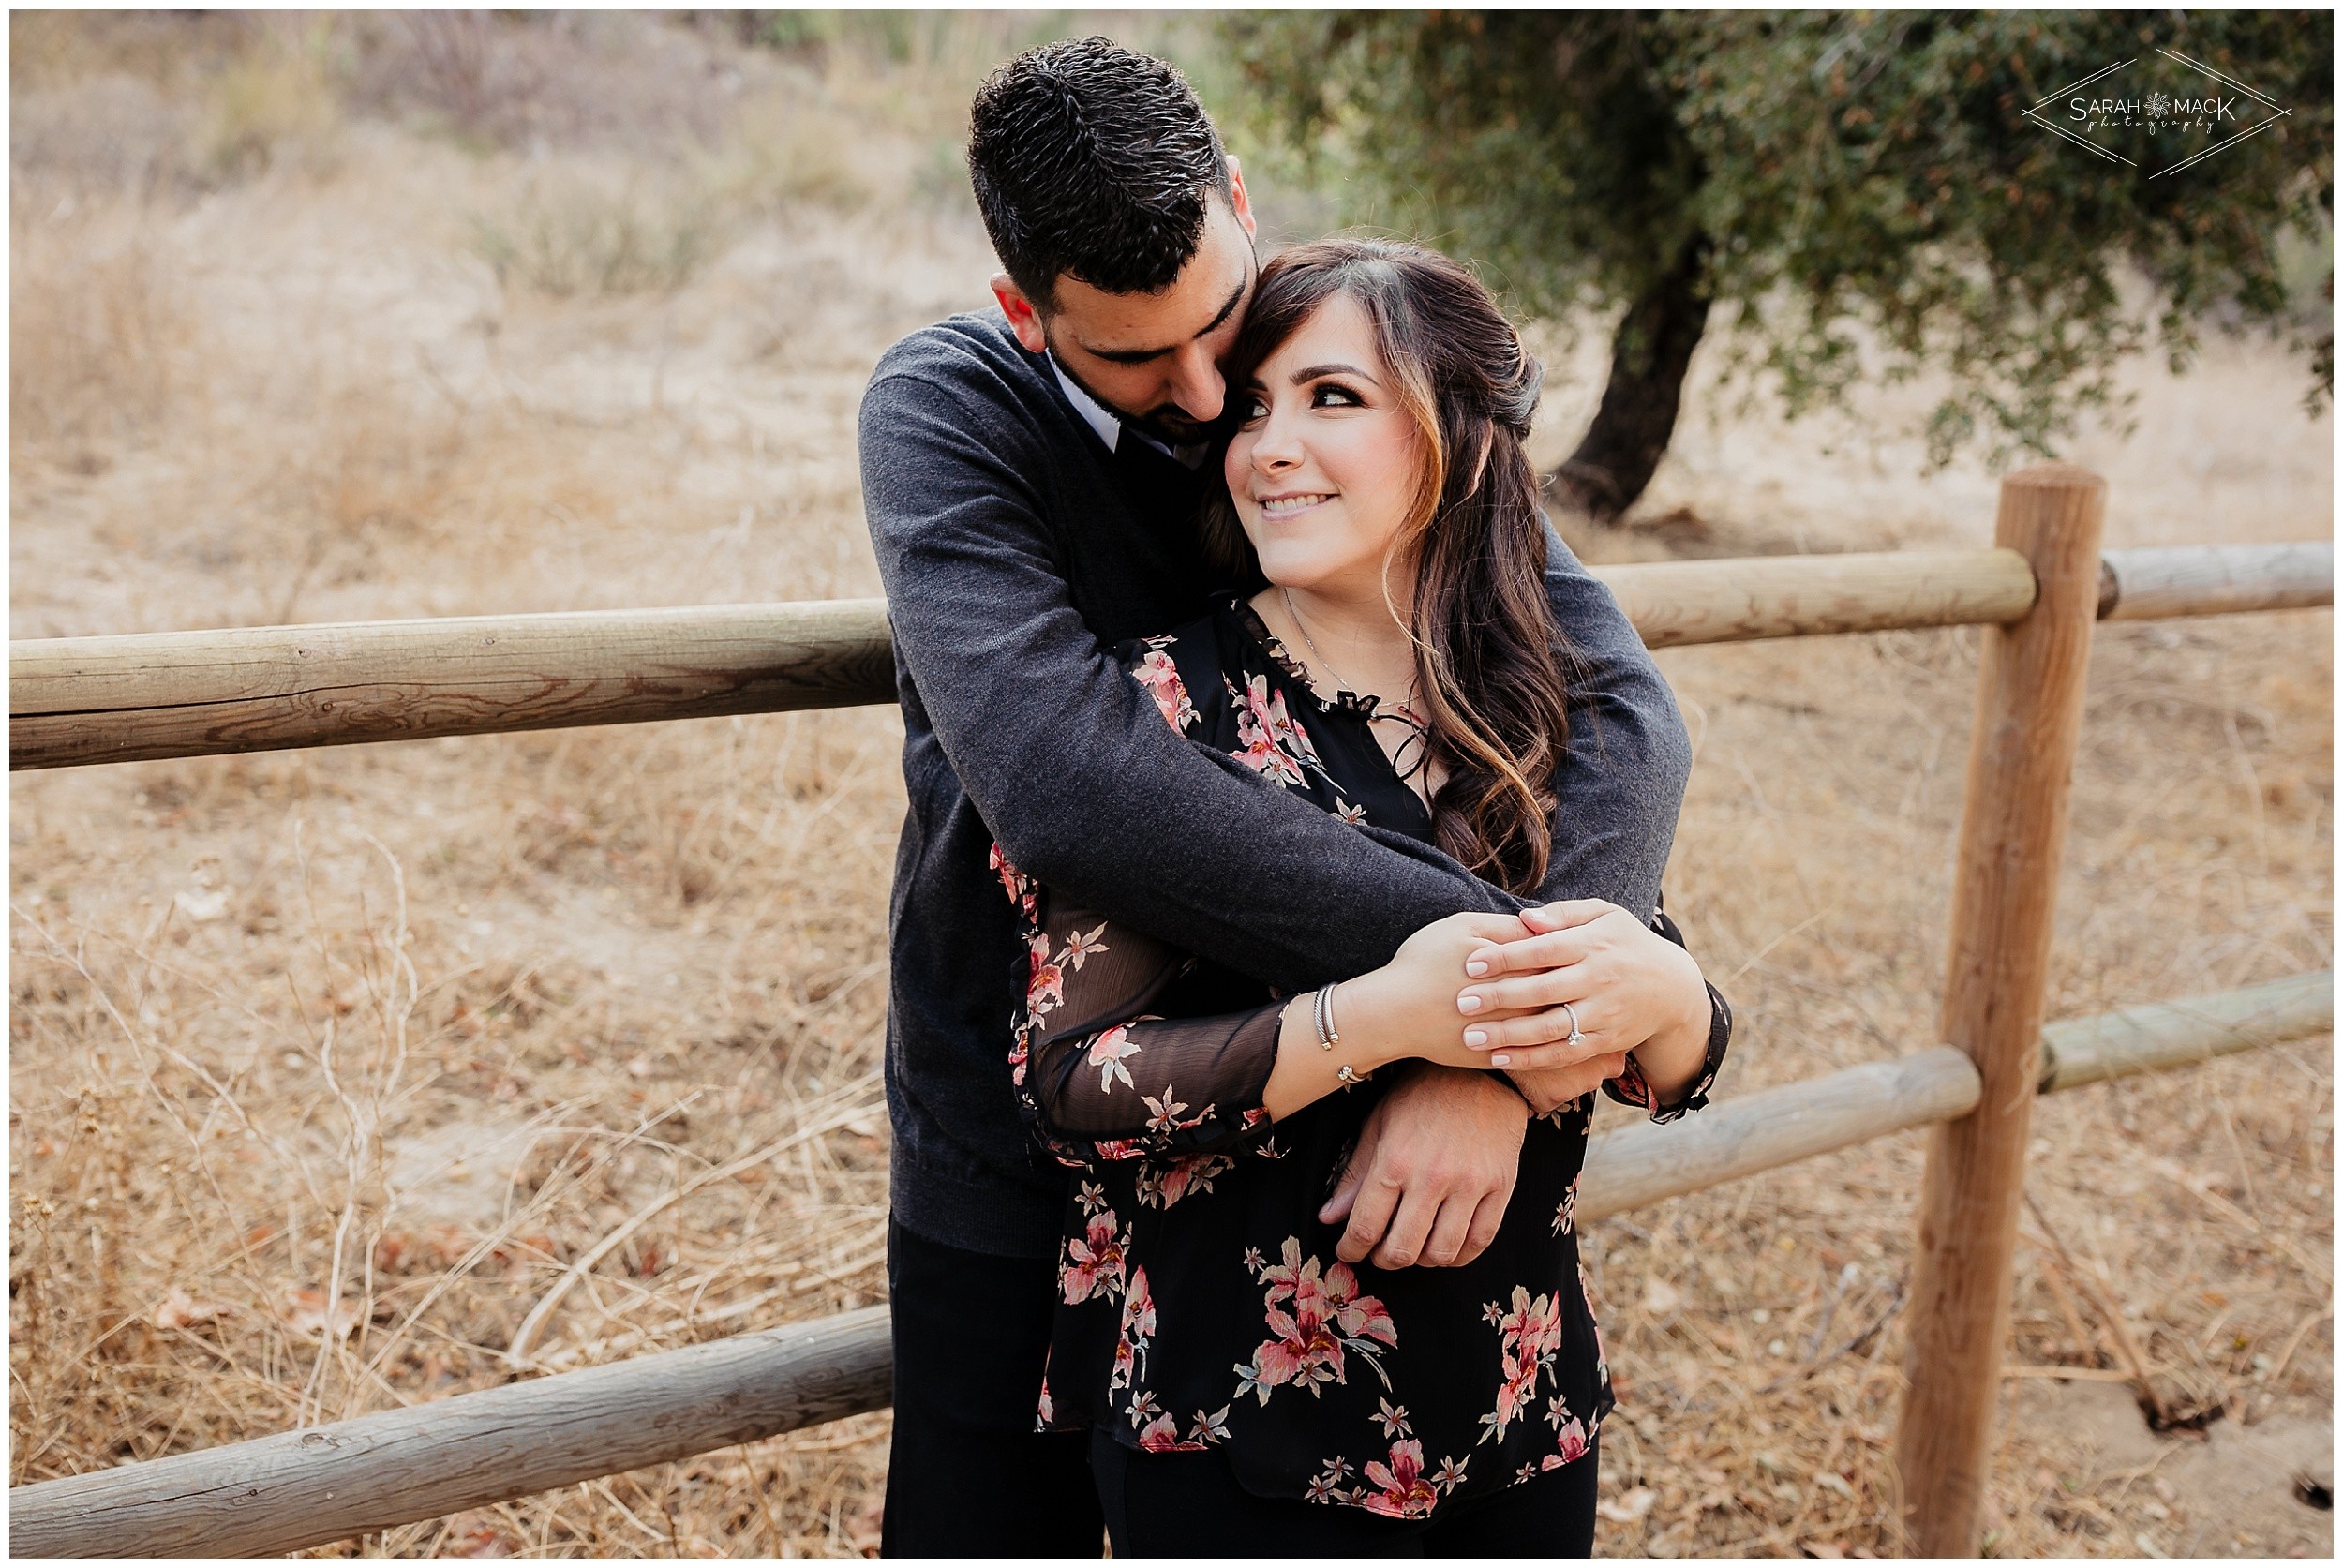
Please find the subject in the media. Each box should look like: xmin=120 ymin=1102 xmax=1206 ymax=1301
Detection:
xmin=1257 ymin=492 xmax=1336 ymax=518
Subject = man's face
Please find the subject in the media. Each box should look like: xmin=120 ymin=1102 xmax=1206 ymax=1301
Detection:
xmin=993 ymin=158 xmax=1260 ymax=446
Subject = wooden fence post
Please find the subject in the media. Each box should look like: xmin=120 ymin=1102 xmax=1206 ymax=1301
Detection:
xmin=1894 ymin=462 xmax=2107 ymax=1554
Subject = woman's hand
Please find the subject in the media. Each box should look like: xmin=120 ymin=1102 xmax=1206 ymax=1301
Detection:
xmin=1452 ymin=900 xmax=1710 ymax=1078
xmin=1332 ymin=910 xmax=1536 ymax=1070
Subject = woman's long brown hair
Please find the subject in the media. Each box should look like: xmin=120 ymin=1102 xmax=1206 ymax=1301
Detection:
xmin=1202 ymin=238 xmax=1574 ymax=896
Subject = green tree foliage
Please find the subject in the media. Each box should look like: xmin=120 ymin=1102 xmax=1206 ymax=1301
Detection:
xmin=1229 ymin=11 xmax=2332 ymax=520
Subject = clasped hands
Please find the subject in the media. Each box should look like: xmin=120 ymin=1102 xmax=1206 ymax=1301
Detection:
xmin=1316 ymin=900 xmax=1709 ymax=1272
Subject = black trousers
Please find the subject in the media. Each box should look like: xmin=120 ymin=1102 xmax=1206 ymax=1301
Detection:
xmin=880 ymin=1217 xmax=1105 ymax=1557
xmin=1090 ymin=1425 xmax=1601 ymax=1557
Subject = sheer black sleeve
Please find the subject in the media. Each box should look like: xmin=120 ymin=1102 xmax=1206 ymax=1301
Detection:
xmin=997 ymin=854 xmax=1285 ymax=1165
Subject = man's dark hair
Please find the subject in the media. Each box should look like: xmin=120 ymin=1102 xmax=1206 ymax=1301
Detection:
xmin=967 ymin=37 xmax=1232 ymax=307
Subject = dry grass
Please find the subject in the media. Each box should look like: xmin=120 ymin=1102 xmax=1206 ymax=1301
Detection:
xmin=10 ymin=13 xmax=2332 ymax=1559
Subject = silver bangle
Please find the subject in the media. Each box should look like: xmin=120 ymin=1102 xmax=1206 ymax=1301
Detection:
xmin=1336 ymin=1062 xmax=1366 ymax=1086
xmin=1312 ymin=982 xmax=1342 ymax=1052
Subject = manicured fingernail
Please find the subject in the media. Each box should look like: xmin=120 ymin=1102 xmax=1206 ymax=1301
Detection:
xmin=1464 ymin=1028 xmax=1488 ymax=1047
xmin=1458 ymin=993 xmax=1484 ymax=1013
xmin=1465 ymin=958 xmax=1489 ymax=978
xmin=1490 ymin=1053 xmax=1511 ymax=1068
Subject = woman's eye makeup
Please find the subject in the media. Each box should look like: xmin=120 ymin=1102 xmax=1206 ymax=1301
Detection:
xmin=1234 ymin=378 xmax=1368 ymax=425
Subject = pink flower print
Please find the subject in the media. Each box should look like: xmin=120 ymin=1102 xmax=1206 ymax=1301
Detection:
xmin=1135 ymin=1149 xmax=1231 ymax=1210
xmin=1235 ymin=1238 xmax=1397 ymax=1402
xmin=1608 ymin=1052 xmax=1658 ymax=1111
xmin=1431 ymin=1455 xmax=1470 ymax=1495
xmin=1135 ymin=1412 xmax=1200 ymax=1453
xmin=1360 ymin=1439 xmax=1441 ymax=1520
xmin=1087 ymin=1025 xmax=1142 ymax=1093
xmin=1480 ymin=1286 xmax=1563 ymax=1444
xmin=1123 ymin=1267 xmax=1158 ymax=1340
xmin=1553 ymin=1180 xmax=1577 ymax=1238
xmin=989 ymin=843 xmax=1028 ymax=904
xmin=1231 ymin=673 xmax=1314 ymax=787
xmin=1188 ymin=1405 xmax=1232 ymax=1446
xmin=1059 ymin=922 xmax=1111 ymax=969
xmin=1035 ymin=1375 xmax=1054 ymax=1431
xmin=1090 ymin=1137 xmax=1144 ymax=1161
xmin=1140 ymin=1090 xmax=1195 ymax=1134
xmin=1303 ymin=1458 xmax=1355 ymax=1506
xmin=1027 ymin=955 xmax=1065 ymax=1015
xmin=1131 ymin=645 xmax=1199 ymax=734
xmin=1579 ymin=1262 xmax=1608 ymax=1376
xmin=1541 ymin=1416 xmax=1591 ymax=1470
xmin=1059 ymin=1211 xmax=1126 ymax=1305
xmin=1375 ymin=1398 xmax=1412 ymax=1439
xmin=1112 ymin=1267 xmax=1157 ymax=1393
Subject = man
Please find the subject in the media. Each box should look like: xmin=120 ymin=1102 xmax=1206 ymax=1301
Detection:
xmin=858 ymin=37 xmax=1691 ymax=1556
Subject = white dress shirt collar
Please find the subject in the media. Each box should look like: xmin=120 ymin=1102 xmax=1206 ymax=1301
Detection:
xmin=1048 ymin=352 xmax=1210 ymax=470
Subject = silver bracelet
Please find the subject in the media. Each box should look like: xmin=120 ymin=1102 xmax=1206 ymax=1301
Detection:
xmin=1311 ymin=982 xmax=1342 ymax=1052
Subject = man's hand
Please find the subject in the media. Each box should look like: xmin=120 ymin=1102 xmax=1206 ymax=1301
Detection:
xmin=1317 ymin=1065 xmax=1529 ymax=1269
xmin=1506 ymin=1053 xmax=1631 ymax=1116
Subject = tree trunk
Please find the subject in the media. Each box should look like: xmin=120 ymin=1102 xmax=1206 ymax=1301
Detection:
xmin=1550 ymin=232 xmax=1713 ymax=524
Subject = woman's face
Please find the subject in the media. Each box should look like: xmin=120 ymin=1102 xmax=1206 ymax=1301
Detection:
xmin=1224 ymin=292 xmax=1427 ymax=603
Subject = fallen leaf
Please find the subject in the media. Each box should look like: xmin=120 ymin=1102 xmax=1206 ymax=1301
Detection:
xmin=1598 ymin=1486 xmax=1656 ymax=1523
xmin=445 ymin=1512 xmax=515 ymax=1558
xmin=1643 ymin=1278 xmax=1681 ymax=1314
xmin=174 ymin=889 xmax=229 ymax=923
xmin=153 ymin=1287 xmax=234 ymax=1331
xmin=282 ymin=1287 xmax=363 ymax=1340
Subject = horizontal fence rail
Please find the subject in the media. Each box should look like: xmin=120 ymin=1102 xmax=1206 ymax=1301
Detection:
xmin=14 ymin=973 xmax=2327 ymax=1559
xmin=2096 ymin=540 xmax=2335 ymax=621
xmin=10 ymin=543 xmax=2328 ymax=771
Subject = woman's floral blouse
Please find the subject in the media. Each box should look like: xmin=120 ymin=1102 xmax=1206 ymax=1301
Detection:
xmin=993 ymin=595 xmax=1733 ymax=1519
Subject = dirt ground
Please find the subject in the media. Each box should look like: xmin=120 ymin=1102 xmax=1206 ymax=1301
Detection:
xmin=10 ymin=14 xmax=2332 ymax=1558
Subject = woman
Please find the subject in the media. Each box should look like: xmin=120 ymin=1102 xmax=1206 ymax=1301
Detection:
xmin=992 ymin=239 xmax=1732 ymax=1554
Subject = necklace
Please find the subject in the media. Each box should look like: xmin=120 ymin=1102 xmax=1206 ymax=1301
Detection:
xmin=1279 ymin=588 xmax=1426 ymax=728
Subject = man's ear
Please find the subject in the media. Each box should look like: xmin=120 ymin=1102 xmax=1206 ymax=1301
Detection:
xmin=991 ymin=274 xmax=1051 ymax=356
xmin=1226 ymin=155 xmax=1258 ymax=241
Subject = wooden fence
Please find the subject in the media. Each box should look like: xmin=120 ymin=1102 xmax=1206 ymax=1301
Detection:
xmin=7 ymin=465 xmax=2332 ymax=1557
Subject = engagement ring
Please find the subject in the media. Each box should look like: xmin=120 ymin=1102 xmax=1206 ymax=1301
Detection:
xmin=1560 ymin=999 xmax=1586 ymax=1048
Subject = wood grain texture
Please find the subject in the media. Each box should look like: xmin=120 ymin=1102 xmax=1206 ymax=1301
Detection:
xmin=1894 ymin=463 xmax=2107 ymax=1556
xmin=1596 ymin=547 xmax=2037 ymax=650
xmin=2099 ymin=541 xmax=2334 ymax=621
xmin=2039 ymin=970 xmax=2332 ymax=1092
xmin=10 ymin=543 xmax=2330 ymax=770
xmin=6 ymin=1306 xmax=891 ymax=1558
xmin=7 ymin=973 xmax=2318 ymax=1558
xmin=9 ymin=600 xmax=894 ymax=769
xmin=1578 ymin=1047 xmax=1982 ymax=1222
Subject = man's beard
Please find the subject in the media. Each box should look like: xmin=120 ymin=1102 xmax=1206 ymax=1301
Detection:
xmin=1045 ymin=336 xmax=1226 ymax=448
